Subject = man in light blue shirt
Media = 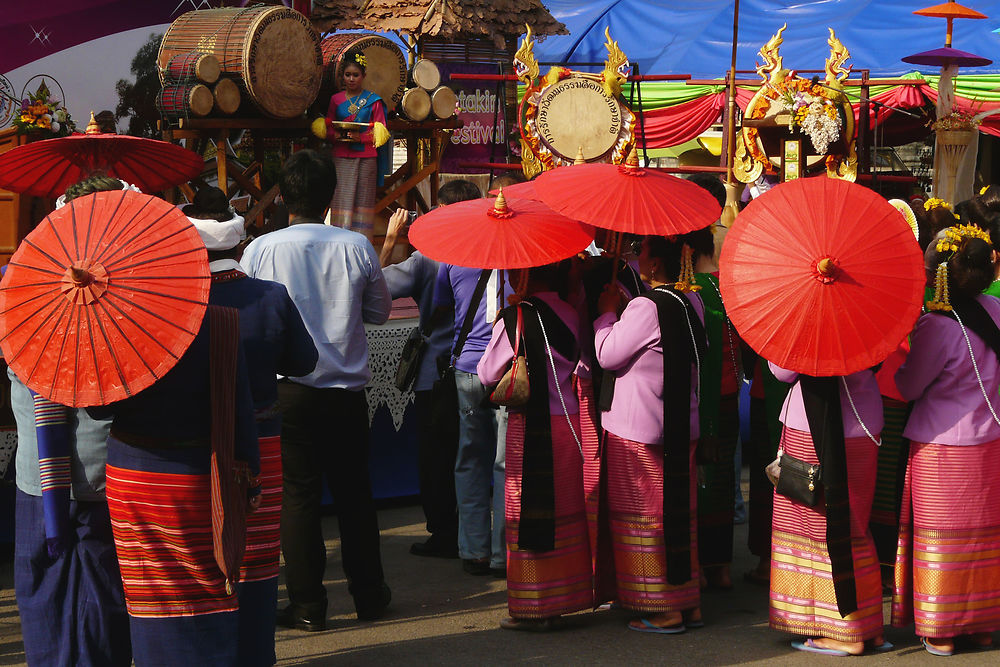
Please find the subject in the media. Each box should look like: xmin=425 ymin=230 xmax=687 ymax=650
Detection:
xmin=241 ymin=149 xmax=392 ymax=629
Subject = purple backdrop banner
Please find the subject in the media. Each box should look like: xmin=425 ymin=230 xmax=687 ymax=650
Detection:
xmin=436 ymin=62 xmax=510 ymax=174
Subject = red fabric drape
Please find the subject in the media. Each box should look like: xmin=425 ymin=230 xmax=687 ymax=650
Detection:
xmin=633 ymin=93 xmax=725 ymax=149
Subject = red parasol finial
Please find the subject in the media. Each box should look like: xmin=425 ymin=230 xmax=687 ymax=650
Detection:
xmin=85 ymin=111 xmax=101 ymax=135
xmin=814 ymin=256 xmax=840 ymax=284
xmin=619 ymin=145 xmax=644 ymax=177
xmin=574 ymin=147 xmax=586 ymax=165
xmin=489 ymin=188 xmax=514 ymax=219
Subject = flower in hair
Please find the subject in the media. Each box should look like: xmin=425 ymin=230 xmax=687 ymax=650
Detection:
xmin=354 ymin=53 xmax=367 ymax=67
xmin=935 ymin=223 xmax=992 ymax=254
xmin=924 ymin=197 xmax=951 ymax=212
xmin=981 ymin=185 xmax=991 ymax=196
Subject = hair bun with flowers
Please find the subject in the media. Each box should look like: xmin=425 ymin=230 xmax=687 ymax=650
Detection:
xmin=354 ymin=53 xmax=367 ymax=68
xmin=927 ymin=223 xmax=993 ymax=312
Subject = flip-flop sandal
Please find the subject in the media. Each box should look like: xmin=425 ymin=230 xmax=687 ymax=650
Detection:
xmin=921 ymin=637 xmax=955 ymax=657
xmin=791 ymin=638 xmax=851 ymax=656
xmin=682 ymin=612 xmax=705 ymax=629
xmin=628 ymin=618 xmax=687 ymax=635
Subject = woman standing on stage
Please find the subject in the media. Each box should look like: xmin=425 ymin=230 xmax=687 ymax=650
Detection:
xmin=593 ymin=235 xmax=706 ymax=634
xmin=893 ymin=223 xmax=1000 ymax=656
xmin=325 ymin=49 xmax=390 ymax=240
xmin=478 ymin=263 xmax=592 ymax=631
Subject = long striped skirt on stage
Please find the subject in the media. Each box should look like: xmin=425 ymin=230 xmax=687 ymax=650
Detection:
xmin=331 ymin=156 xmax=376 ymax=238
xmin=105 ymin=437 xmax=239 ymax=666
xmin=769 ymin=427 xmax=883 ymax=643
xmin=891 ymin=439 xmax=1000 ymax=638
xmin=238 ymin=433 xmax=281 ymax=667
xmin=697 ymin=393 xmax=739 ymax=567
xmin=505 ymin=411 xmax=593 ymax=619
xmin=605 ymin=432 xmax=700 ymax=614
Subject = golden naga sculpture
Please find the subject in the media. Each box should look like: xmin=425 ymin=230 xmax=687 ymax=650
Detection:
xmin=733 ymin=25 xmax=858 ymax=183
xmin=514 ymin=24 xmax=636 ymax=178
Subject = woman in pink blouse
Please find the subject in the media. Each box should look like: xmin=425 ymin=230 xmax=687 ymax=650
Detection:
xmin=593 ymin=235 xmax=706 ymax=634
xmin=893 ymin=227 xmax=1000 ymax=656
xmin=478 ymin=263 xmax=592 ymax=631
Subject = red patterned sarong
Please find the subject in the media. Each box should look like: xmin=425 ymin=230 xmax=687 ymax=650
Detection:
xmin=240 ymin=435 xmax=281 ymax=582
xmin=892 ymin=439 xmax=1000 ymax=637
xmin=606 ymin=432 xmax=699 ymax=613
xmin=505 ymin=411 xmax=593 ymax=618
xmin=769 ymin=427 xmax=883 ymax=643
xmin=107 ymin=462 xmax=237 ymax=618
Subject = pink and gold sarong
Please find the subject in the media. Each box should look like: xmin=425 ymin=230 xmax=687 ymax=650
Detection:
xmin=578 ymin=377 xmax=616 ymax=605
xmin=769 ymin=427 xmax=883 ymax=643
xmin=505 ymin=411 xmax=593 ymax=619
xmin=605 ymin=432 xmax=699 ymax=613
xmin=892 ymin=439 xmax=1000 ymax=637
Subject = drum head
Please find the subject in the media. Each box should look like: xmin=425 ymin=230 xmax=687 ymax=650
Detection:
xmin=535 ymin=79 xmax=623 ymax=162
xmin=430 ymin=86 xmax=457 ymax=119
xmin=245 ymin=8 xmax=322 ymax=118
xmin=401 ymin=88 xmax=431 ymax=121
xmin=411 ymin=59 xmax=441 ymax=90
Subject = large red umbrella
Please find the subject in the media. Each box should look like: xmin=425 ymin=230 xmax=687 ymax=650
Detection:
xmin=0 ymin=189 xmax=210 ymax=406
xmin=408 ymin=191 xmax=594 ymax=269
xmin=0 ymin=133 xmax=204 ymax=198
xmin=531 ymin=149 xmax=722 ymax=236
xmin=719 ymin=177 xmax=925 ymax=377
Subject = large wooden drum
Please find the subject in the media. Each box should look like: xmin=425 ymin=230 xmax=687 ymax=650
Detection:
xmin=320 ymin=34 xmax=407 ymax=111
xmin=401 ymin=88 xmax=431 ymax=121
xmin=161 ymin=52 xmax=220 ymax=85
xmin=158 ymin=6 xmax=322 ymax=119
xmin=534 ymin=78 xmax=625 ymax=162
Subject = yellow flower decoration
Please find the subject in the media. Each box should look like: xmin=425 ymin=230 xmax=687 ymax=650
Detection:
xmin=927 ymin=262 xmax=952 ymax=312
xmin=981 ymin=185 xmax=991 ymax=196
xmin=924 ymin=197 xmax=951 ymax=212
xmin=354 ymin=53 xmax=367 ymax=68
xmin=935 ymin=223 xmax=992 ymax=254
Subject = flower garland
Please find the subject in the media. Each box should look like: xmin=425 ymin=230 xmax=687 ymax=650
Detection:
xmin=778 ymin=81 xmax=841 ymax=155
xmin=13 ymin=81 xmax=75 ymax=137
xmin=930 ymin=109 xmax=980 ymax=132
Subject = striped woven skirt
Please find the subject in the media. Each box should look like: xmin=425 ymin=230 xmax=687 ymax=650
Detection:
xmin=769 ymin=427 xmax=883 ymax=643
xmin=697 ymin=393 xmax=739 ymax=567
xmin=578 ymin=377 xmax=616 ymax=605
xmin=105 ymin=437 xmax=238 ymax=665
xmin=870 ymin=398 xmax=908 ymax=565
xmin=505 ymin=411 xmax=593 ymax=619
xmin=331 ymin=156 xmax=376 ymax=238
xmin=891 ymin=439 xmax=1000 ymax=638
xmin=238 ymin=434 xmax=281 ymax=667
xmin=605 ymin=432 xmax=700 ymax=614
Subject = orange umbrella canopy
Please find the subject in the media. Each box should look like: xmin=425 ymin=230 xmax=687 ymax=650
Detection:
xmin=0 ymin=190 xmax=210 ymax=406
xmin=408 ymin=192 xmax=594 ymax=269
xmin=719 ymin=177 xmax=925 ymax=377
xmin=914 ymin=2 xmax=987 ymax=19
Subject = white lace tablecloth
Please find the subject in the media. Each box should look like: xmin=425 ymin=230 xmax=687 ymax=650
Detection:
xmin=365 ymin=317 xmax=419 ymax=430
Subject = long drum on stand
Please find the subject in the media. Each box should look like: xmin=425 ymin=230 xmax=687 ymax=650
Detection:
xmin=158 ymin=6 xmax=322 ymax=119
xmin=430 ymin=86 xmax=457 ymax=119
xmin=400 ymin=87 xmax=431 ymax=121
xmin=212 ymin=78 xmax=241 ymax=115
xmin=160 ymin=52 xmax=221 ymax=85
xmin=157 ymin=84 xmax=214 ymax=118
xmin=410 ymin=59 xmax=441 ymax=90
xmin=319 ymin=33 xmax=407 ymax=112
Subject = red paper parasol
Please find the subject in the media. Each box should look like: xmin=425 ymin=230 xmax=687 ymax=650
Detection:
xmin=531 ymin=150 xmax=722 ymax=235
xmin=0 ymin=134 xmax=204 ymax=198
xmin=0 ymin=190 xmax=210 ymax=406
xmin=719 ymin=177 xmax=925 ymax=377
xmin=408 ymin=191 xmax=594 ymax=269
xmin=488 ymin=181 xmax=539 ymax=200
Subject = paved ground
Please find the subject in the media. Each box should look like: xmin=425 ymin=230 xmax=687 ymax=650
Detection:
xmin=2 ymin=497 xmax=998 ymax=665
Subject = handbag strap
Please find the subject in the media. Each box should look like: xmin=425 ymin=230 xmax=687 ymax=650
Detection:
xmin=451 ymin=268 xmax=493 ymax=365
xmin=531 ymin=303 xmax=583 ymax=457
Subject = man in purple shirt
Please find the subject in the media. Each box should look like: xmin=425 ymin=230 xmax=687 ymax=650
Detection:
xmin=434 ymin=252 xmax=508 ymax=576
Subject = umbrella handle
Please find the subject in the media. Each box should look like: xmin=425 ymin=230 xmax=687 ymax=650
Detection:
xmin=609 ymin=232 xmax=624 ymax=287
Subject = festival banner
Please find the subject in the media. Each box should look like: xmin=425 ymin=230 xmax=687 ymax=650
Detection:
xmin=436 ymin=62 xmax=511 ymax=174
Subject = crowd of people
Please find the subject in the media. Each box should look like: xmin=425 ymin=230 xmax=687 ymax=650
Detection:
xmin=7 ymin=141 xmax=1000 ymax=665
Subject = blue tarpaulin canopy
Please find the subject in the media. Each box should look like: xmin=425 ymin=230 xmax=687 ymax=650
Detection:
xmin=532 ymin=1 xmax=1000 ymax=77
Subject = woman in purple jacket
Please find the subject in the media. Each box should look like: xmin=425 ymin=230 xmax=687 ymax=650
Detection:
xmin=892 ymin=224 xmax=1000 ymax=656
xmin=593 ymin=235 xmax=706 ymax=634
